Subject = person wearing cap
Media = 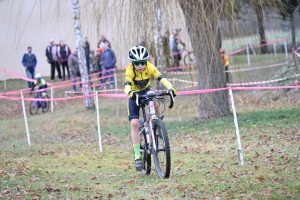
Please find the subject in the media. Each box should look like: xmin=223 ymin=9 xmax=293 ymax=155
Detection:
xmin=92 ymin=48 xmax=104 ymax=82
xmin=22 ymin=46 xmax=37 ymax=88
xmin=220 ymin=48 xmax=230 ymax=82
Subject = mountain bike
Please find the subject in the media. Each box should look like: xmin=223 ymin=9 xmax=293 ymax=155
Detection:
xmin=136 ymin=91 xmax=174 ymax=179
xmin=29 ymin=92 xmax=50 ymax=115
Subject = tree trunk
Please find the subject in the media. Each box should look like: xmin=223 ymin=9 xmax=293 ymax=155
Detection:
xmin=178 ymin=0 xmax=231 ymax=119
xmin=254 ymin=3 xmax=268 ymax=54
xmin=71 ymin=0 xmax=94 ymax=109
xmin=153 ymin=0 xmax=166 ymax=90
xmin=290 ymin=14 xmax=296 ymax=49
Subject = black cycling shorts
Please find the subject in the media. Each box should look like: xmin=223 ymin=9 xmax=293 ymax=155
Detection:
xmin=128 ymin=86 xmax=153 ymax=121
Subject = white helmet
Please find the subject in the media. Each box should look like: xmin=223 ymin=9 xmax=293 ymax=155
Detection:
xmin=128 ymin=45 xmax=149 ymax=62
xmin=35 ymin=73 xmax=41 ymax=79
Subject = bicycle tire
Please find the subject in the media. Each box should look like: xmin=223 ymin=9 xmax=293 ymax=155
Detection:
xmin=152 ymin=118 xmax=171 ymax=178
xmin=29 ymin=101 xmax=39 ymax=115
xmin=183 ymin=52 xmax=195 ymax=67
xmin=42 ymin=95 xmax=50 ymax=112
xmin=139 ymin=119 xmax=151 ymax=175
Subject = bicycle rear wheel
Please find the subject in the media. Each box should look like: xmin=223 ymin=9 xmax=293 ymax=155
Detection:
xmin=139 ymin=119 xmax=151 ymax=175
xmin=42 ymin=95 xmax=50 ymax=112
xmin=29 ymin=101 xmax=39 ymax=115
xmin=152 ymin=119 xmax=171 ymax=178
xmin=183 ymin=52 xmax=196 ymax=67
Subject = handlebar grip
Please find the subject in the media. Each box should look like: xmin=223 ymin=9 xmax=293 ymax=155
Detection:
xmin=169 ymin=92 xmax=174 ymax=109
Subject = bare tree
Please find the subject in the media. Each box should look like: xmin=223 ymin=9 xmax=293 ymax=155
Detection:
xmin=153 ymin=0 xmax=167 ymax=90
xmin=71 ymin=0 xmax=94 ymax=109
xmin=178 ymin=0 xmax=231 ymax=119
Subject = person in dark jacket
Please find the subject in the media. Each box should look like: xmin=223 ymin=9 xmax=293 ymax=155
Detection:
xmin=45 ymin=38 xmax=62 ymax=81
xmin=100 ymin=43 xmax=116 ymax=89
xmin=68 ymin=49 xmax=81 ymax=92
xmin=83 ymin=37 xmax=91 ymax=75
xmin=57 ymin=40 xmax=71 ymax=81
xmin=22 ymin=46 xmax=37 ymax=88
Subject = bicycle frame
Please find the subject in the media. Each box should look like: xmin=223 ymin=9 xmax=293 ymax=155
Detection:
xmin=136 ymin=92 xmax=174 ymax=153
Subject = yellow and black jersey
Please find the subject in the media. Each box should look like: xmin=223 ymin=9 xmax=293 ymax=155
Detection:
xmin=124 ymin=61 xmax=172 ymax=95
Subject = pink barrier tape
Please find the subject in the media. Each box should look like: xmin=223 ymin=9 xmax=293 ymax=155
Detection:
xmin=223 ymin=38 xmax=285 ymax=44
xmin=227 ymin=38 xmax=286 ymax=56
xmin=2 ymin=85 xmax=300 ymax=101
xmin=226 ymin=62 xmax=288 ymax=73
xmin=167 ymin=71 xmax=197 ymax=75
xmin=170 ymin=78 xmax=198 ymax=85
xmin=230 ymin=85 xmax=300 ymax=91
xmin=228 ymin=73 xmax=300 ymax=86
xmin=2 ymin=69 xmax=53 ymax=86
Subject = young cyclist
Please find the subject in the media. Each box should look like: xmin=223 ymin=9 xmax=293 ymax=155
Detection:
xmin=220 ymin=48 xmax=230 ymax=82
xmin=30 ymin=73 xmax=48 ymax=98
xmin=124 ymin=45 xmax=177 ymax=171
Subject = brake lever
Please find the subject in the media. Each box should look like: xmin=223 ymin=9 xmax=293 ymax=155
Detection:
xmin=136 ymin=93 xmax=139 ymax=106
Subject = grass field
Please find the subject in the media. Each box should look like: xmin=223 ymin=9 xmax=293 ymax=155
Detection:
xmin=1 ymin=56 xmax=300 ymax=199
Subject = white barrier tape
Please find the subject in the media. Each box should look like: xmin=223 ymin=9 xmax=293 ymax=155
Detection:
xmin=170 ymin=78 xmax=198 ymax=85
xmin=227 ymin=62 xmax=288 ymax=73
xmin=228 ymin=73 xmax=300 ymax=86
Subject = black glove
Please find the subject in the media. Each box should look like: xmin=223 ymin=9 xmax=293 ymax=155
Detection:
xmin=128 ymin=91 xmax=137 ymax=100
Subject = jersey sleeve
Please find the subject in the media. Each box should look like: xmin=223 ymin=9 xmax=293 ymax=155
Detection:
xmin=224 ymin=55 xmax=230 ymax=66
xmin=149 ymin=63 xmax=173 ymax=89
xmin=124 ymin=65 xmax=133 ymax=94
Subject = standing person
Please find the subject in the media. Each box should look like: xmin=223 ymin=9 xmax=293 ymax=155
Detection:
xmin=22 ymin=46 xmax=37 ymax=88
xmin=170 ymin=28 xmax=185 ymax=71
xmin=220 ymin=48 xmax=230 ymax=82
xmin=124 ymin=45 xmax=177 ymax=170
xmin=83 ymin=37 xmax=91 ymax=75
xmin=57 ymin=40 xmax=71 ymax=81
xmin=163 ymin=31 xmax=171 ymax=68
xmin=45 ymin=39 xmax=62 ymax=81
xmin=138 ymin=35 xmax=147 ymax=48
xmin=98 ymin=34 xmax=111 ymax=49
xmin=68 ymin=49 xmax=81 ymax=92
xmin=100 ymin=43 xmax=116 ymax=89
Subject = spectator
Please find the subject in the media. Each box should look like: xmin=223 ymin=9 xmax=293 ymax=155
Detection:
xmin=98 ymin=34 xmax=111 ymax=49
xmin=68 ymin=49 xmax=81 ymax=92
xmin=45 ymin=39 xmax=62 ymax=81
xmin=92 ymin=48 xmax=104 ymax=74
xmin=163 ymin=31 xmax=171 ymax=68
xmin=100 ymin=43 xmax=116 ymax=89
xmin=83 ymin=37 xmax=91 ymax=75
xmin=57 ymin=40 xmax=71 ymax=81
xmin=138 ymin=35 xmax=147 ymax=49
xmin=22 ymin=46 xmax=37 ymax=88
xmin=170 ymin=28 xmax=185 ymax=70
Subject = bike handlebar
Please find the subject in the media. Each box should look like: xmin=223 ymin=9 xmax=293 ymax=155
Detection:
xmin=136 ymin=92 xmax=174 ymax=109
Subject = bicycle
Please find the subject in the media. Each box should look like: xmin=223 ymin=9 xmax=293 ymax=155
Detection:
xmin=136 ymin=91 xmax=174 ymax=179
xmin=29 ymin=92 xmax=50 ymax=115
xmin=183 ymin=48 xmax=196 ymax=67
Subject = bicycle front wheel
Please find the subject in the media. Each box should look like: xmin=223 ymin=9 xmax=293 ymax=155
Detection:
xmin=139 ymin=119 xmax=151 ymax=175
xmin=42 ymin=95 xmax=50 ymax=112
xmin=152 ymin=119 xmax=171 ymax=178
xmin=29 ymin=101 xmax=39 ymax=115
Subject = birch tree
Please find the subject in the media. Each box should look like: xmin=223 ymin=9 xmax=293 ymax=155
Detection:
xmin=71 ymin=0 xmax=94 ymax=109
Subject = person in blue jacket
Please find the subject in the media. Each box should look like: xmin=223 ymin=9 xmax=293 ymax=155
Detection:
xmin=22 ymin=46 xmax=37 ymax=88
